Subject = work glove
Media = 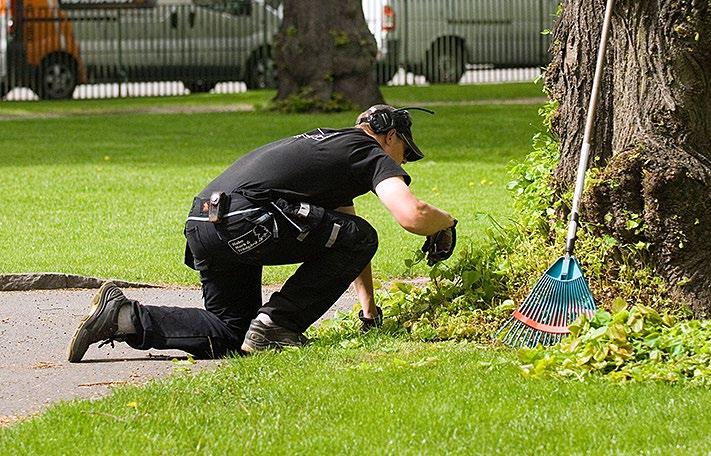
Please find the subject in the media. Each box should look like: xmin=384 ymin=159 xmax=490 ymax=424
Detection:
xmin=358 ymin=306 xmax=383 ymax=332
xmin=421 ymin=220 xmax=458 ymax=266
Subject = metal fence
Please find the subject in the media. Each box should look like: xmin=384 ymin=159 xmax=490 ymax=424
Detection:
xmin=1 ymin=0 xmax=556 ymax=101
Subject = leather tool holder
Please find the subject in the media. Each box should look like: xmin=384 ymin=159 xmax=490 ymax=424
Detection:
xmin=208 ymin=191 xmax=228 ymax=223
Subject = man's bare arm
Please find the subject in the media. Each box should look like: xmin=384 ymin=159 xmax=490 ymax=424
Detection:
xmin=374 ymin=176 xmax=455 ymax=236
xmin=335 ymin=205 xmax=377 ymax=318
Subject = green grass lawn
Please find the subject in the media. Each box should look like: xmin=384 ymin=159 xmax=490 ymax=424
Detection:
xmin=2 ymin=86 xmax=709 ymax=452
xmin=0 ymin=87 xmax=540 ymax=285
xmin=2 ymin=339 xmax=710 ymax=453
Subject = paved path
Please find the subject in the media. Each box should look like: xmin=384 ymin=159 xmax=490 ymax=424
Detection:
xmin=0 ymin=286 xmax=356 ymax=420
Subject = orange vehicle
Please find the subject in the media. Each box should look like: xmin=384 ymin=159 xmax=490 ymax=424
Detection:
xmin=1 ymin=0 xmax=86 ymax=99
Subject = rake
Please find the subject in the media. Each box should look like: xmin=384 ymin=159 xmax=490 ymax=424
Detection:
xmin=497 ymin=0 xmax=615 ymax=348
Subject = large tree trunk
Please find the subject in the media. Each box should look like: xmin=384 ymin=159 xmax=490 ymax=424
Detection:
xmin=274 ymin=0 xmax=384 ymax=111
xmin=546 ymin=0 xmax=711 ymax=315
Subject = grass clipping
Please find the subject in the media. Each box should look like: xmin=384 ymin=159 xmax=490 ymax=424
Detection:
xmin=519 ymin=300 xmax=711 ymax=385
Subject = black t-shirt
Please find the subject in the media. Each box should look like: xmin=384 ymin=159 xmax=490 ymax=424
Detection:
xmin=198 ymin=128 xmax=411 ymax=209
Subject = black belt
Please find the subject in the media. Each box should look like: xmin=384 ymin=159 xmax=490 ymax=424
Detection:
xmin=187 ymin=194 xmax=260 ymax=222
xmin=186 ymin=193 xmax=314 ymax=239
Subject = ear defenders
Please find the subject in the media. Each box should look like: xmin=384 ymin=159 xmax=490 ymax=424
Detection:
xmin=359 ymin=106 xmax=434 ymax=162
xmin=365 ymin=106 xmax=435 ymax=134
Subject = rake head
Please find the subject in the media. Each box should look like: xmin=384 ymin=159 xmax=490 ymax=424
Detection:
xmin=496 ymin=255 xmax=596 ymax=348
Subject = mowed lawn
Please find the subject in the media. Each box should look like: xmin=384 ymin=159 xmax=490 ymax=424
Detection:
xmin=2 ymin=87 xmax=710 ymax=453
xmin=2 ymin=340 xmax=711 ymax=454
xmin=0 ymin=86 xmax=540 ymax=285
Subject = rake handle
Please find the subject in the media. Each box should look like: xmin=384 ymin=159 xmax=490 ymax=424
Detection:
xmin=565 ymin=0 xmax=615 ymax=257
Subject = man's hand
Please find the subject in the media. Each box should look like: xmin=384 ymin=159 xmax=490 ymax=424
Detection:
xmin=421 ymin=220 xmax=458 ymax=266
xmin=358 ymin=306 xmax=383 ymax=332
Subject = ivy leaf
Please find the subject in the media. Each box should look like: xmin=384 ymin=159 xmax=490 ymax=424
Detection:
xmin=626 ymin=219 xmax=640 ymax=230
xmin=611 ymin=297 xmax=627 ymax=314
xmin=609 ymin=323 xmax=627 ymax=341
xmin=591 ymin=311 xmax=612 ymax=328
xmin=593 ymin=345 xmax=610 ymax=362
xmin=583 ymin=325 xmax=608 ymax=341
xmin=462 ymin=270 xmax=481 ymax=288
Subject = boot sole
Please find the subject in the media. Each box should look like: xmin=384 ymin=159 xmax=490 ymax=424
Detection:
xmin=240 ymin=327 xmax=307 ymax=354
xmin=240 ymin=334 xmax=279 ymax=354
xmin=67 ymin=281 xmax=116 ymax=363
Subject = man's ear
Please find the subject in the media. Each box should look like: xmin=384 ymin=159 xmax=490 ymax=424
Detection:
xmin=385 ymin=129 xmax=398 ymax=145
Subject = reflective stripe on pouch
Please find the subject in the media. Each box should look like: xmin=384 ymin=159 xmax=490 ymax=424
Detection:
xmin=325 ymin=223 xmax=341 ymax=248
xmin=186 ymin=208 xmax=260 ymax=222
xmin=270 ymin=202 xmax=303 ymax=231
xmin=298 ymin=203 xmax=310 ymax=218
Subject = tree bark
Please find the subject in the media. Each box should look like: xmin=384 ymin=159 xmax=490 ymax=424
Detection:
xmin=274 ymin=0 xmax=384 ymax=111
xmin=546 ymin=0 xmax=711 ymax=315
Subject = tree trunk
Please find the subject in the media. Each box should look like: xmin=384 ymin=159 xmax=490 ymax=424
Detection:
xmin=274 ymin=0 xmax=384 ymax=111
xmin=546 ymin=0 xmax=711 ymax=315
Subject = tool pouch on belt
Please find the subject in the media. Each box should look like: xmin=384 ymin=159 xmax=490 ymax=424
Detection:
xmin=271 ymin=198 xmax=325 ymax=240
xmin=208 ymin=191 xmax=229 ymax=223
xmin=220 ymin=209 xmax=276 ymax=256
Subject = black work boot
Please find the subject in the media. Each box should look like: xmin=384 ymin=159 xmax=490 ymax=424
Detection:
xmin=67 ymin=281 xmax=131 ymax=363
xmin=241 ymin=318 xmax=308 ymax=354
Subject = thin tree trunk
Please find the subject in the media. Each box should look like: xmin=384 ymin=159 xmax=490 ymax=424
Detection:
xmin=274 ymin=0 xmax=384 ymax=111
xmin=546 ymin=0 xmax=711 ymax=315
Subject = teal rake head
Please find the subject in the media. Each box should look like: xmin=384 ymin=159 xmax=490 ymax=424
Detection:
xmin=496 ymin=256 xmax=596 ymax=348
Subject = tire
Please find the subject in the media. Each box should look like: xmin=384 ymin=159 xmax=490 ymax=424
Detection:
xmin=37 ymin=55 xmax=77 ymax=100
xmin=245 ymin=48 xmax=277 ymax=90
xmin=425 ymin=39 xmax=466 ymax=84
xmin=184 ymin=79 xmax=217 ymax=94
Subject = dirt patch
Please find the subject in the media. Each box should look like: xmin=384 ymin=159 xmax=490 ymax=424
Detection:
xmin=0 ymin=103 xmax=255 ymax=121
xmin=0 ymin=415 xmax=28 ymax=428
xmin=0 ymin=97 xmax=546 ymax=122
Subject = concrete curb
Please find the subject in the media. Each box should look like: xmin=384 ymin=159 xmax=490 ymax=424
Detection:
xmin=0 ymin=273 xmax=161 ymax=291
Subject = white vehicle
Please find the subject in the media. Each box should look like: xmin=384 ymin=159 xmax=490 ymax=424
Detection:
xmin=0 ymin=0 xmax=8 ymax=97
xmin=368 ymin=0 xmax=558 ymax=84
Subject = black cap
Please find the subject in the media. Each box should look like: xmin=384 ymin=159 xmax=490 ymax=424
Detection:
xmin=391 ymin=108 xmax=424 ymax=162
xmin=358 ymin=105 xmax=434 ymax=162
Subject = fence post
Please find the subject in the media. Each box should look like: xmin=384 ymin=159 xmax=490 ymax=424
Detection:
xmin=402 ymin=0 xmax=409 ymax=86
xmin=116 ymin=8 xmax=126 ymax=97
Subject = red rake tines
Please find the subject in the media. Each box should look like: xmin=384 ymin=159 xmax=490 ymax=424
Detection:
xmin=496 ymin=256 xmax=596 ymax=348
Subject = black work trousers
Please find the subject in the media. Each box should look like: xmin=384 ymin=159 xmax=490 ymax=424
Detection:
xmin=124 ymin=203 xmax=378 ymax=359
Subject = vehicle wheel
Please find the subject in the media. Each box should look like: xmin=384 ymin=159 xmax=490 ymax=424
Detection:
xmin=245 ymin=48 xmax=277 ymax=90
xmin=37 ymin=55 xmax=77 ymax=100
xmin=425 ymin=39 xmax=466 ymax=84
xmin=184 ymin=79 xmax=217 ymax=94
